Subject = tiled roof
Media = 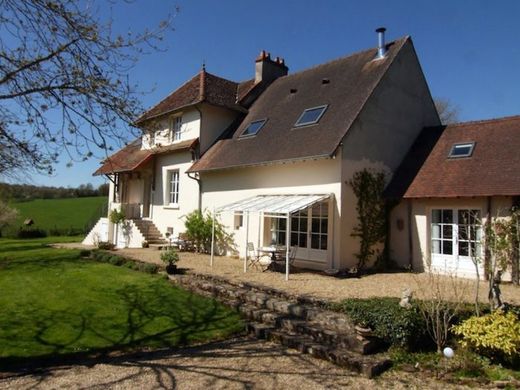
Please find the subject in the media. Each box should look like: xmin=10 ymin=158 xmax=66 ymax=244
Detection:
xmin=94 ymin=138 xmax=198 ymax=176
xmin=385 ymin=115 xmax=520 ymax=198
xmin=135 ymin=71 xmax=247 ymax=124
xmin=188 ymin=37 xmax=409 ymax=172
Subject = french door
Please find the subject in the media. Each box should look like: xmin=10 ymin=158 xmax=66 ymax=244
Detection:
xmin=431 ymin=209 xmax=482 ymax=272
xmin=290 ymin=201 xmax=329 ymax=263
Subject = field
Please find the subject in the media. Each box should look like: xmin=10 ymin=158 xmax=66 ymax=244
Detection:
xmin=0 ymin=237 xmax=243 ymax=368
xmin=5 ymin=196 xmax=107 ymax=236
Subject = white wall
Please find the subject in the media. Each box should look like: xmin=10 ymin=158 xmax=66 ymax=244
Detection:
xmin=200 ymin=157 xmax=342 ymax=270
xmin=141 ymin=109 xmax=201 ymax=150
xmin=199 ymin=104 xmax=238 ymax=154
xmin=339 ymin=39 xmax=440 ymax=269
xmin=390 ymin=196 xmax=514 ymax=280
xmin=149 ymin=150 xmax=199 ymax=237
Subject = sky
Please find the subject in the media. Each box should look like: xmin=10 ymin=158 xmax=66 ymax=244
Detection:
xmin=25 ymin=0 xmax=520 ymax=188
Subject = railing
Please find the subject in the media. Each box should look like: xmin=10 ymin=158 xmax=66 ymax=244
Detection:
xmin=111 ymin=202 xmax=143 ymax=219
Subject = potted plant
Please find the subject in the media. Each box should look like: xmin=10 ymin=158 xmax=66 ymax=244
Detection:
xmin=161 ymin=247 xmax=179 ymax=275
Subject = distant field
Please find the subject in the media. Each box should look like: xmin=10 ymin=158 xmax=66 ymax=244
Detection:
xmin=5 ymin=197 xmax=107 ymax=236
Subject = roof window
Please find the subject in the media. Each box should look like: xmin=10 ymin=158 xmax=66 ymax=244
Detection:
xmin=294 ymin=105 xmax=328 ymax=127
xmin=240 ymin=119 xmax=267 ymax=137
xmin=448 ymin=142 xmax=475 ymax=158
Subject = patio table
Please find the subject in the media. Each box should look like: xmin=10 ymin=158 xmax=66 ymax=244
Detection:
xmin=258 ymin=246 xmax=286 ymax=261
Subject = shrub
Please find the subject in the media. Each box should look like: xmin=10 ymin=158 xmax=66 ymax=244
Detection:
xmin=141 ymin=263 xmax=159 ymax=274
xmin=452 ymin=309 xmax=520 ymax=362
xmin=79 ymin=249 xmax=91 ymax=257
xmin=97 ymin=241 xmax=115 ymax=250
xmin=109 ymin=209 xmax=125 ymax=224
xmin=332 ymin=297 xmax=426 ymax=349
xmin=184 ymin=209 xmax=234 ymax=254
xmin=17 ymin=228 xmax=47 ymax=238
xmin=109 ymin=255 xmax=125 ymax=266
xmin=160 ymin=247 xmax=179 ymax=265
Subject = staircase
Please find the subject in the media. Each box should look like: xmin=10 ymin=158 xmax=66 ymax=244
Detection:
xmin=132 ymin=219 xmax=168 ymax=246
xmin=172 ymin=273 xmax=392 ymax=378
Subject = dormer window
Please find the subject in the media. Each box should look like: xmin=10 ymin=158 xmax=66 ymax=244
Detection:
xmin=149 ymin=131 xmax=156 ymax=147
xmin=448 ymin=142 xmax=475 ymax=158
xmin=170 ymin=116 xmax=183 ymax=142
xmin=240 ymin=119 xmax=267 ymax=137
xmin=294 ymin=105 xmax=328 ymax=127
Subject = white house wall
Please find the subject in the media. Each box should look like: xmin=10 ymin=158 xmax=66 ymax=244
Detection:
xmin=141 ymin=109 xmax=201 ymax=149
xmin=339 ymin=39 xmax=440 ymax=269
xmin=200 ymin=157 xmax=342 ymax=270
xmin=149 ymin=150 xmax=199 ymax=237
xmin=199 ymin=104 xmax=238 ymax=154
xmin=390 ymin=196 xmax=514 ymax=280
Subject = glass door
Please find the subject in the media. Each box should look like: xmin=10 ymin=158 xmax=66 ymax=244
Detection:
xmin=290 ymin=201 xmax=329 ymax=263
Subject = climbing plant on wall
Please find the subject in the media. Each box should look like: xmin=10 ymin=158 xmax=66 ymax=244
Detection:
xmin=349 ymin=169 xmax=388 ymax=270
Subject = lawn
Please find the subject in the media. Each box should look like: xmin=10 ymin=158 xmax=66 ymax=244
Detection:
xmin=5 ymin=197 xmax=107 ymax=236
xmin=0 ymin=238 xmax=244 ymax=367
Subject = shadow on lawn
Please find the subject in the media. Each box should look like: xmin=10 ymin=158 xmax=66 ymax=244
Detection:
xmin=0 ymin=285 xmax=241 ymax=375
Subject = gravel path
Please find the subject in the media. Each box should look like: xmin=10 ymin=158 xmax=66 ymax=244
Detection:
xmin=0 ymin=338 xmax=466 ymax=390
xmin=62 ymin=245 xmax=520 ymax=305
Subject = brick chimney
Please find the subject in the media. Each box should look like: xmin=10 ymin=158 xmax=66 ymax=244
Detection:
xmin=255 ymin=50 xmax=288 ymax=84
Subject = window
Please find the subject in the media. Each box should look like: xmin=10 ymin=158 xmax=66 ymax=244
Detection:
xmin=431 ymin=209 xmax=482 ymax=257
xmin=270 ymin=218 xmax=286 ymax=246
xmin=448 ymin=142 xmax=475 ymax=158
xmin=149 ymin=131 xmax=156 ymax=147
xmin=310 ymin=201 xmax=328 ymax=250
xmin=240 ymin=119 xmax=266 ymax=137
xmin=294 ymin=105 xmax=328 ymax=127
xmin=234 ymin=212 xmax=243 ymax=230
xmin=168 ymin=170 xmax=179 ymax=205
xmin=290 ymin=209 xmax=308 ymax=248
xmin=170 ymin=116 xmax=182 ymax=142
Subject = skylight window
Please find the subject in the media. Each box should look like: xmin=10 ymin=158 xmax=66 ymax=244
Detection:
xmin=448 ymin=142 xmax=475 ymax=158
xmin=240 ymin=119 xmax=267 ymax=137
xmin=294 ymin=105 xmax=328 ymax=127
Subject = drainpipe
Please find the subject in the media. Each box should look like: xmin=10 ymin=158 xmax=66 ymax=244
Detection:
xmin=187 ymin=171 xmax=202 ymax=211
xmin=407 ymin=199 xmax=414 ymax=270
xmin=484 ymin=196 xmax=492 ymax=281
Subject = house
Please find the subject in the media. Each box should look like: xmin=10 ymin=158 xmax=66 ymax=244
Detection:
xmin=386 ymin=116 xmax=520 ymax=279
xmin=85 ymin=28 xmax=443 ymax=272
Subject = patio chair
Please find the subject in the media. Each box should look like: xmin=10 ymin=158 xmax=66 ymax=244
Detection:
xmin=273 ymin=246 xmax=297 ymax=272
xmin=246 ymin=242 xmax=261 ymax=270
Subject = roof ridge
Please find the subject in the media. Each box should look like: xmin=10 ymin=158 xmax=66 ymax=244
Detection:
xmin=446 ymin=114 xmax=520 ymax=128
xmin=135 ymin=71 xmax=202 ymax=124
xmin=274 ymin=36 xmax=410 ymax=81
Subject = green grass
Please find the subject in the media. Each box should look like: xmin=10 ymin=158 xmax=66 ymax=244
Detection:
xmin=5 ymin=197 xmax=107 ymax=236
xmin=0 ymin=238 xmax=244 ymax=367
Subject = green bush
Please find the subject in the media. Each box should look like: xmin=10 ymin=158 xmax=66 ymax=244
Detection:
xmin=332 ymin=297 xmax=427 ymax=349
xmin=79 ymin=249 xmax=91 ymax=257
xmin=160 ymin=247 xmax=179 ymax=265
xmin=17 ymin=228 xmax=47 ymax=238
xmin=184 ymin=210 xmax=234 ymax=253
xmin=141 ymin=263 xmax=159 ymax=274
xmin=452 ymin=309 xmax=520 ymax=363
xmin=109 ymin=255 xmax=124 ymax=266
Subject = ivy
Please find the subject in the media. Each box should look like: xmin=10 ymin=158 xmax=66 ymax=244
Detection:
xmin=349 ymin=169 xmax=388 ymax=270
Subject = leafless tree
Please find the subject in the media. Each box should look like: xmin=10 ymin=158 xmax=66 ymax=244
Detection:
xmin=0 ymin=0 xmax=177 ymax=178
xmin=434 ymin=97 xmax=460 ymax=125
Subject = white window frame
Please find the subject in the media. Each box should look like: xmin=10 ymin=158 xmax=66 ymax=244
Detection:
xmin=170 ymin=116 xmax=183 ymax=142
xmin=239 ymin=119 xmax=267 ymax=138
xmin=167 ymin=170 xmax=179 ymax=207
xmin=234 ymin=212 xmax=243 ymax=230
xmin=149 ymin=130 xmax=156 ymax=147
xmin=448 ymin=142 xmax=475 ymax=158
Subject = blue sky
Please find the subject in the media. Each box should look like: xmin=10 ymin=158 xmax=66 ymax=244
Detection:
xmin=28 ymin=0 xmax=520 ymax=188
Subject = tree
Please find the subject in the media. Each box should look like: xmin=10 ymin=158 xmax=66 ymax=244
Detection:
xmin=434 ymin=97 xmax=460 ymax=124
xmin=0 ymin=0 xmax=176 ymax=178
xmin=0 ymin=201 xmax=19 ymax=237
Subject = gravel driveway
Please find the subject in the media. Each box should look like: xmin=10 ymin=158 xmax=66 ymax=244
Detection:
xmin=0 ymin=337 xmax=466 ymax=390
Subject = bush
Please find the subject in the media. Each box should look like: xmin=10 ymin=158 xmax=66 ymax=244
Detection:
xmin=141 ymin=263 xmax=159 ymax=274
xmin=452 ymin=309 xmax=520 ymax=363
xmin=97 ymin=241 xmax=115 ymax=250
xmin=332 ymin=298 xmax=427 ymax=349
xmin=160 ymin=247 xmax=179 ymax=265
xmin=17 ymin=228 xmax=47 ymax=238
xmin=79 ymin=249 xmax=91 ymax=257
xmin=109 ymin=255 xmax=125 ymax=266
xmin=184 ymin=209 xmax=234 ymax=254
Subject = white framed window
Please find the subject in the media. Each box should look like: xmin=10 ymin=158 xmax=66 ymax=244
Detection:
xmin=431 ymin=209 xmax=481 ymax=257
xmin=170 ymin=116 xmax=183 ymax=142
xmin=167 ymin=170 xmax=179 ymax=206
xmin=149 ymin=131 xmax=156 ymax=147
xmin=234 ymin=212 xmax=243 ymax=230
xmin=448 ymin=142 xmax=475 ymax=158
xmin=240 ymin=119 xmax=267 ymax=137
xmin=270 ymin=218 xmax=287 ymax=246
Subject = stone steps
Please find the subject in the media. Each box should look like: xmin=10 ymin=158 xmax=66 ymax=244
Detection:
xmin=131 ymin=219 xmax=168 ymax=245
xmin=172 ymin=273 xmax=390 ymax=378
